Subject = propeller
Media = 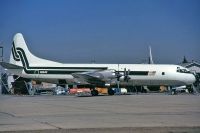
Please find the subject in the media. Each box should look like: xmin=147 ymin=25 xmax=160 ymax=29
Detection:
xmin=115 ymin=71 xmax=122 ymax=81
xmin=114 ymin=67 xmax=131 ymax=82
xmin=124 ymin=68 xmax=131 ymax=82
xmin=111 ymin=66 xmax=132 ymax=94
xmin=115 ymin=64 xmax=122 ymax=81
xmin=115 ymin=64 xmax=121 ymax=93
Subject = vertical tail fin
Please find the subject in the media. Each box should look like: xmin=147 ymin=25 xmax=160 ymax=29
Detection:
xmin=148 ymin=46 xmax=154 ymax=64
xmin=9 ymin=33 xmax=60 ymax=68
xmin=10 ymin=33 xmax=27 ymax=66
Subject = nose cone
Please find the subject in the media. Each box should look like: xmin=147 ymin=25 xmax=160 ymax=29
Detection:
xmin=187 ymin=74 xmax=196 ymax=85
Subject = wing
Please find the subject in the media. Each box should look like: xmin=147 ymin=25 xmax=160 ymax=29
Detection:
xmin=72 ymin=71 xmax=106 ymax=86
xmin=72 ymin=69 xmax=117 ymax=86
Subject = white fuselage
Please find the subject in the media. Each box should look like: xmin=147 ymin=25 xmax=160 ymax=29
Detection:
xmin=8 ymin=63 xmax=195 ymax=86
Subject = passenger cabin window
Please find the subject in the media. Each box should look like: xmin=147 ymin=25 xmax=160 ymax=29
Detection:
xmin=162 ymin=72 xmax=165 ymax=75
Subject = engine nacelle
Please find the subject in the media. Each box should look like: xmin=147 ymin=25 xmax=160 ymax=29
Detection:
xmin=87 ymin=70 xmax=116 ymax=80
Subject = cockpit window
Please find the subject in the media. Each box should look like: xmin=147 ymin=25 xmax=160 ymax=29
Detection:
xmin=177 ymin=67 xmax=191 ymax=73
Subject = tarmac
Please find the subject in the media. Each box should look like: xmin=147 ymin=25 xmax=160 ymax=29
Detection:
xmin=0 ymin=94 xmax=200 ymax=133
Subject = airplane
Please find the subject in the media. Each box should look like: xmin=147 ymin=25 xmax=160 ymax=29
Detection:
xmin=0 ymin=33 xmax=196 ymax=96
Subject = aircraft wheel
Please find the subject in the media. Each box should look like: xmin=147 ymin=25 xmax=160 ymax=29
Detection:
xmin=91 ymin=89 xmax=98 ymax=96
xmin=108 ymin=89 xmax=114 ymax=95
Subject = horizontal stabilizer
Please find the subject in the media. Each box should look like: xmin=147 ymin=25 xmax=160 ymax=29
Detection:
xmin=0 ymin=62 xmax=23 ymax=69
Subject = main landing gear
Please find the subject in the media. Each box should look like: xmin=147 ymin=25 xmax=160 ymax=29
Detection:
xmin=91 ymin=89 xmax=99 ymax=96
xmin=108 ymin=88 xmax=114 ymax=95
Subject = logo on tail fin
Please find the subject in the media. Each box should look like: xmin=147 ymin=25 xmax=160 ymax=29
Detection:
xmin=12 ymin=42 xmax=20 ymax=61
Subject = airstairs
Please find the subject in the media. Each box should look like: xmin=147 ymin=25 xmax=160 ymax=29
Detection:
xmin=0 ymin=73 xmax=14 ymax=94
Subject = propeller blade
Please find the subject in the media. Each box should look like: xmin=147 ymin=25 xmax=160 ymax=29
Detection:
xmin=123 ymin=68 xmax=131 ymax=82
xmin=128 ymin=69 xmax=130 ymax=75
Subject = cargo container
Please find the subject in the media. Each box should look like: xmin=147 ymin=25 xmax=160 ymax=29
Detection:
xmin=96 ymin=87 xmax=108 ymax=94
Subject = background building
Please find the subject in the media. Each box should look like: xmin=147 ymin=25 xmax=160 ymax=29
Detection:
xmin=180 ymin=56 xmax=200 ymax=87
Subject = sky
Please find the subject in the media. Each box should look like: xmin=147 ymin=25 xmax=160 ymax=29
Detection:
xmin=0 ymin=0 xmax=199 ymax=64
